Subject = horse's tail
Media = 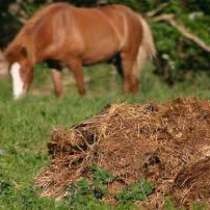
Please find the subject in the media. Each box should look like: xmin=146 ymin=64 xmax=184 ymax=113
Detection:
xmin=135 ymin=15 xmax=156 ymax=76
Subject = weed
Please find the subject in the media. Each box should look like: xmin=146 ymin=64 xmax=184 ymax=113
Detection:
xmin=116 ymin=179 xmax=153 ymax=203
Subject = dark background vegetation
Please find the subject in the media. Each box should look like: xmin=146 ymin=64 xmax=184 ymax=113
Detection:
xmin=0 ymin=0 xmax=210 ymax=83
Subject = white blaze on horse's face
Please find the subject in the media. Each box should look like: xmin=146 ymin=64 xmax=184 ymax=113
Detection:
xmin=10 ymin=62 xmax=25 ymax=99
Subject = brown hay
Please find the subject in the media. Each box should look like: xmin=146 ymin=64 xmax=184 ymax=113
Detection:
xmin=36 ymin=98 xmax=210 ymax=209
xmin=172 ymin=157 xmax=210 ymax=208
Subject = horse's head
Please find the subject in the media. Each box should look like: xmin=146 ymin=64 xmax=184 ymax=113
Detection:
xmin=5 ymin=47 xmax=34 ymax=99
xmin=10 ymin=60 xmax=34 ymax=99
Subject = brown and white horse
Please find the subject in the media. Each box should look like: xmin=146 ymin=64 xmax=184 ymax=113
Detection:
xmin=0 ymin=3 xmax=156 ymax=99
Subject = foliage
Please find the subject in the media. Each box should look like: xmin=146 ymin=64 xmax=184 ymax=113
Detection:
xmin=91 ymin=165 xmax=116 ymax=197
xmin=91 ymin=165 xmax=115 ymax=184
xmin=66 ymin=178 xmax=135 ymax=210
xmin=116 ymin=179 xmax=153 ymax=203
xmin=152 ymin=0 xmax=210 ymax=83
xmin=66 ymin=165 xmax=115 ymax=205
xmin=66 ymin=178 xmax=93 ymax=207
xmin=65 ymin=166 xmax=152 ymax=208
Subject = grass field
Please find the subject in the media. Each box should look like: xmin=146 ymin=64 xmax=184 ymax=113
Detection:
xmin=0 ymin=63 xmax=210 ymax=210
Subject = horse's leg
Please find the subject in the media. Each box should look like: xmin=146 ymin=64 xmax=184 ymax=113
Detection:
xmin=111 ymin=53 xmax=123 ymax=77
xmin=67 ymin=58 xmax=86 ymax=95
xmin=120 ymin=51 xmax=138 ymax=93
xmin=51 ymin=69 xmax=63 ymax=97
xmin=130 ymin=60 xmax=139 ymax=93
xmin=46 ymin=60 xmax=63 ymax=97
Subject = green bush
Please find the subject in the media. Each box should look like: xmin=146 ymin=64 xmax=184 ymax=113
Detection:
xmin=116 ymin=179 xmax=154 ymax=203
xmin=150 ymin=0 xmax=210 ymax=83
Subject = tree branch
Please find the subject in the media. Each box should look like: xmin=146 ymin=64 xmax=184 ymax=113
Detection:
xmin=146 ymin=3 xmax=170 ymax=18
xmin=152 ymin=14 xmax=210 ymax=53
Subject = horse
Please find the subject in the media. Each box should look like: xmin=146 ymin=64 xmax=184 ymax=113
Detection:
xmin=0 ymin=3 xmax=156 ymax=99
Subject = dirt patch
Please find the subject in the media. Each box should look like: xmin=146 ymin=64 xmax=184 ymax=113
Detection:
xmin=36 ymin=98 xmax=210 ymax=209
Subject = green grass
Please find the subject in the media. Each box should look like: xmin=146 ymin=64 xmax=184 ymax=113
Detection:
xmin=0 ymin=63 xmax=210 ymax=210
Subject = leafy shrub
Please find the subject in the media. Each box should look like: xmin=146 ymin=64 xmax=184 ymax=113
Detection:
xmin=151 ymin=1 xmax=210 ymax=83
xmin=65 ymin=166 xmax=153 ymax=208
xmin=66 ymin=165 xmax=116 ymax=205
xmin=91 ymin=165 xmax=116 ymax=198
xmin=116 ymin=179 xmax=153 ymax=203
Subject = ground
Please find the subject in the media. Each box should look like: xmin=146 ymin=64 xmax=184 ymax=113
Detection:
xmin=0 ymin=63 xmax=210 ymax=210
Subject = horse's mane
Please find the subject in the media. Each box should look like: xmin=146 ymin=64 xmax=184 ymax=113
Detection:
xmin=21 ymin=3 xmax=70 ymax=32
xmin=5 ymin=3 xmax=70 ymax=62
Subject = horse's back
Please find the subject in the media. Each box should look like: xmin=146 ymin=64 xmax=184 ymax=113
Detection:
xmin=66 ymin=6 xmax=122 ymax=63
xmin=6 ymin=3 xmax=143 ymax=64
xmin=98 ymin=5 xmax=143 ymax=49
xmin=69 ymin=4 xmax=142 ymax=63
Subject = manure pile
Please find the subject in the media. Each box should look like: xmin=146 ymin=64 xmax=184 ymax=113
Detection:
xmin=36 ymin=98 xmax=210 ymax=209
